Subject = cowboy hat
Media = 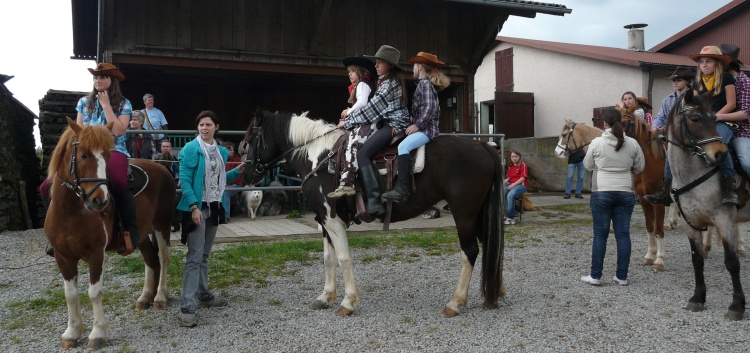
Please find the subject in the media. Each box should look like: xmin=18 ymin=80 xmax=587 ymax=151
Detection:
xmin=87 ymin=62 xmax=125 ymax=81
xmin=341 ymin=53 xmax=377 ymax=80
xmin=364 ymin=45 xmax=404 ymax=71
xmin=718 ymin=43 xmax=744 ymax=67
xmin=665 ymin=67 xmax=694 ymax=81
xmin=688 ymin=46 xmax=732 ymax=65
xmin=636 ymin=97 xmax=652 ymax=110
xmin=408 ymin=52 xmax=445 ymax=67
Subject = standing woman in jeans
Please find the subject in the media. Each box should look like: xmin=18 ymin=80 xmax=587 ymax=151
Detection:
xmin=581 ymin=107 xmax=644 ymax=286
xmin=176 ymin=110 xmax=244 ymax=327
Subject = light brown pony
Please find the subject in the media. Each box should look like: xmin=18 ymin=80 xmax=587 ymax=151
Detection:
xmin=553 ymin=119 xmax=602 ymax=158
xmin=616 ymin=105 xmax=669 ymax=271
xmin=44 ymin=118 xmax=176 ymax=350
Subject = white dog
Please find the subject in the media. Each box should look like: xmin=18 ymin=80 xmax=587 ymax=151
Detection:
xmin=242 ymin=190 xmax=263 ymax=219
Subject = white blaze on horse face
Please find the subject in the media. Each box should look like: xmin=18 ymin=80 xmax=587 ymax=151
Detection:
xmin=554 ymin=135 xmax=567 ymax=158
xmin=93 ymin=150 xmax=110 ymax=200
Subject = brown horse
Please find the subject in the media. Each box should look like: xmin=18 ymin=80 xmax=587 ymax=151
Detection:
xmin=44 ymin=118 xmax=176 ymax=350
xmin=242 ymin=110 xmax=504 ymax=318
xmin=617 ymin=106 xmax=669 ymax=271
xmin=555 ymin=116 xmax=669 ymax=271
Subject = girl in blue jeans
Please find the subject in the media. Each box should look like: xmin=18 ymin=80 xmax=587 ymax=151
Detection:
xmin=503 ymin=150 xmax=528 ymax=225
xmin=581 ymin=108 xmax=645 ymax=286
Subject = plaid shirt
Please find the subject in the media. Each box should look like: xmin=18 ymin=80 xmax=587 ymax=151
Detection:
xmin=652 ymin=91 xmax=682 ymax=129
xmin=345 ymin=77 xmax=410 ymax=133
xmin=412 ymin=78 xmax=441 ymax=139
xmin=732 ymin=71 xmax=750 ymax=138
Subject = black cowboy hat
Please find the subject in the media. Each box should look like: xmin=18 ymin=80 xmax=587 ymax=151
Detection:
xmin=719 ymin=43 xmax=744 ymax=67
xmin=665 ymin=67 xmax=694 ymax=81
xmin=341 ymin=53 xmax=377 ymax=81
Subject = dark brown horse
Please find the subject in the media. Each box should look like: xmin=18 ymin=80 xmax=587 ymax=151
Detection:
xmin=616 ymin=106 xmax=669 ymax=271
xmin=242 ymin=110 xmax=504 ymax=317
xmin=44 ymin=118 xmax=176 ymax=350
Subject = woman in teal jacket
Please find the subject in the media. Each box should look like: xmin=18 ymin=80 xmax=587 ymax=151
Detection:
xmin=176 ymin=110 xmax=243 ymax=328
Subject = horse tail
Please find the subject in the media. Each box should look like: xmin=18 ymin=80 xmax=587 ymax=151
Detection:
xmin=480 ymin=143 xmax=504 ymax=308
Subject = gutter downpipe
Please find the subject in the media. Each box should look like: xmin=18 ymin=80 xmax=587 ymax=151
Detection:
xmin=97 ymin=0 xmax=104 ymax=63
xmin=647 ymin=66 xmax=654 ymax=108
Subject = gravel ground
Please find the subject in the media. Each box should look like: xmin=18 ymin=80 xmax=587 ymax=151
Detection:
xmin=2 ymin=218 xmax=750 ymax=353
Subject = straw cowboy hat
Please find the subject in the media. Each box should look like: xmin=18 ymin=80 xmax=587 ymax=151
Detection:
xmin=636 ymin=97 xmax=652 ymax=110
xmin=341 ymin=53 xmax=377 ymax=80
xmin=87 ymin=62 xmax=125 ymax=81
xmin=408 ymin=52 xmax=446 ymax=67
xmin=364 ymin=45 xmax=404 ymax=71
xmin=666 ymin=67 xmax=695 ymax=81
xmin=688 ymin=46 xmax=732 ymax=66
xmin=718 ymin=43 xmax=744 ymax=67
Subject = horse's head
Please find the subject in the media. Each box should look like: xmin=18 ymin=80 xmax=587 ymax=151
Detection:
xmin=241 ymin=107 xmax=285 ymax=186
xmin=667 ymin=90 xmax=727 ymax=166
xmin=554 ymin=119 xmax=588 ymax=158
xmin=615 ymin=105 xmax=639 ymax=138
xmin=48 ymin=117 xmax=115 ymax=211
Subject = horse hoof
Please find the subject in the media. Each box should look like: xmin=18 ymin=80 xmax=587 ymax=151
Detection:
xmin=724 ymin=310 xmax=744 ymax=321
xmin=60 ymin=339 xmax=78 ymax=349
xmin=643 ymin=258 xmax=654 ymax=266
xmin=685 ymin=301 xmax=705 ymax=312
xmin=136 ymin=301 xmax=150 ymax=311
xmin=440 ymin=306 xmax=459 ymax=318
xmin=87 ymin=338 xmax=106 ymax=351
xmin=483 ymin=301 xmax=499 ymax=310
xmin=739 ymin=250 xmax=746 ymax=257
xmin=310 ymin=300 xmax=329 ymax=310
xmin=336 ymin=306 xmax=353 ymax=316
xmin=652 ymin=263 xmax=665 ymax=272
xmin=153 ymin=300 xmax=167 ymax=310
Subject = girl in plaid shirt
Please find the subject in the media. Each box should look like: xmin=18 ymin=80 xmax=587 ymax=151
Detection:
xmin=383 ymin=52 xmax=450 ymax=203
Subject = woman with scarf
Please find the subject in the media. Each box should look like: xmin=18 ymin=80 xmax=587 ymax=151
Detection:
xmin=176 ymin=110 xmax=244 ymax=328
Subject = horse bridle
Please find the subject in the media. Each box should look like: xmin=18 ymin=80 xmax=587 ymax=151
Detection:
xmin=556 ymin=123 xmax=591 ymax=156
xmin=245 ymin=126 xmax=337 ymax=183
xmin=56 ymin=140 xmax=109 ymax=201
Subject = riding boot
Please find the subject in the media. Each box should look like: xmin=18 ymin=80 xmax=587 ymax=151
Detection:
xmin=721 ymin=175 xmax=740 ymax=206
xmin=382 ymin=154 xmax=412 ymax=203
xmin=358 ymin=163 xmax=385 ymax=216
xmin=114 ymin=189 xmax=139 ymax=254
xmin=644 ymin=177 xmax=672 ymax=206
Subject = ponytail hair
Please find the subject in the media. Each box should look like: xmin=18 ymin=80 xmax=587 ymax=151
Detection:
xmin=422 ymin=64 xmax=451 ymax=91
xmin=602 ymin=107 xmax=625 ymax=152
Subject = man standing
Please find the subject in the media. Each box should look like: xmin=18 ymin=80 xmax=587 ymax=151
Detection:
xmin=142 ymin=93 xmax=168 ymax=141
xmin=564 ymin=148 xmax=585 ymax=199
xmin=644 ymin=67 xmax=694 ymax=205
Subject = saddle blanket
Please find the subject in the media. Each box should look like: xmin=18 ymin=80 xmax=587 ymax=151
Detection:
xmin=377 ymin=145 xmax=425 ymax=176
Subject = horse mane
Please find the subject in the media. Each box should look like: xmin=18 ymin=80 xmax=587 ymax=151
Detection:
xmin=47 ymin=124 xmax=115 ymax=179
xmin=616 ymin=105 xmax=663 ymax=157
xmin=287 ymin=112 xmax=344 ymax=160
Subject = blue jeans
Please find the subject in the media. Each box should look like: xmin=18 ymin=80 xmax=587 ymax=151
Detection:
xmin=566 ymin=162 xmax=584 ymax=194
xmin=398 ymin=131 xmax=430 ymax=155
xmin=504 ymin=184 xmax=527 ymax=219
xmin=716 ymin=122 xmax=736 ymax=177
xmin=589 ymin=191 xmax=636 ymax=280
xmin=180 ymin=207 xmax=219 ymax=314
xmin=222 ymin=189 xmax=240 ymax=219
xmin=731 ymin=137 xmax=750 ymax=177
xmin=664 ymin=156 xmax=672 ymax=180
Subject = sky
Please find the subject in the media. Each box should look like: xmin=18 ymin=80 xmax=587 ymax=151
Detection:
xmin=0 ymin=0 xmax=736 ymax=146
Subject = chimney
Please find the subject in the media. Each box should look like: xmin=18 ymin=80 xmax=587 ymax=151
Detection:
xmin=624 ymin=23 xmax=648 ymax=51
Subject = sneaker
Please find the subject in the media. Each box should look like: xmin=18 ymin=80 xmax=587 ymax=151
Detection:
xmin=179 ymin=312 xmax=197 ymax=327
xmin=564 ymin=194 xmax=571 ymax=199
xmin=580 ymin=275 xmax=601 ymax=286
xmin=198 ymin=296 xmax=228 ymax=309
xmin=575 ymin=194 xmax=583 ymax=199
xmin=612 ymin=276 xmax=629 ymax=286
xmin=504 ymin=218 xmax=515 ymax=225
xmin=327 ymin=184 xmax=356 ymax=199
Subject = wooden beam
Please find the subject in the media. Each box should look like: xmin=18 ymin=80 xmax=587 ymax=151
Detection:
xmin=467 ymin=13 xmax=509 ymax=75
xmin=310 ymin=0 xmax=333 ymax=55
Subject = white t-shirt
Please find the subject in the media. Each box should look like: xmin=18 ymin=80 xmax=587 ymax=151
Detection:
xmin=346 ymin=82 xmax=372 ymax=115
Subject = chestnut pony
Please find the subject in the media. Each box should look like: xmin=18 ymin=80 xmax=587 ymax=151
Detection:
xmin=44 ymin=118 xmax=175 ymax=350
xmin=242 ymin=110 xmax=504 ymax=318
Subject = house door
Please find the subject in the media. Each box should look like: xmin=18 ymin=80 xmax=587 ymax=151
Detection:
xmin=495 ymin=91 xmax=534 ymax=138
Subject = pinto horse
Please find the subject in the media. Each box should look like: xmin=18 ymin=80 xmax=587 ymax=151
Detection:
xmin=616 ymin=106 xmax=670 ymax=271
xmin=44 ymin=118 xmax=176 ymax=350
xmin=241 ymin=110 xmax=504 ymax=317
xmin=666 ymin=89 xmax=747 ymax=320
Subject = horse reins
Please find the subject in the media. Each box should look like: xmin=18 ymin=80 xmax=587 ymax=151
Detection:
xmin=557 ymin=123 xmax=591 ymax=156
xmin=57 ymin=140 xmax=109 ymax=201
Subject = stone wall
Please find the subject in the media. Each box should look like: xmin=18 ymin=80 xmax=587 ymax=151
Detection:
xmin=506 ymin=136 xmax=591 ymax=193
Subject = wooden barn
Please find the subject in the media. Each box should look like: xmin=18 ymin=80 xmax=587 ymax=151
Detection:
xmin=0 ymin=75 xmax=42 ymax=231
xmin=69 ymin=0 xmax=571 ymax=144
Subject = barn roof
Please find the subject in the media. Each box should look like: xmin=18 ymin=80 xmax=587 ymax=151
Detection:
xmin=650 ymin=0 xmax=747 ymax=52
xmin=496 ymin=36 xmax=697 ymax=69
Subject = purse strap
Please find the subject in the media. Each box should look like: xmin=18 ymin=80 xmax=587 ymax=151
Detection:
xmin=141 ymin=109 xmax=155 ymax=130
